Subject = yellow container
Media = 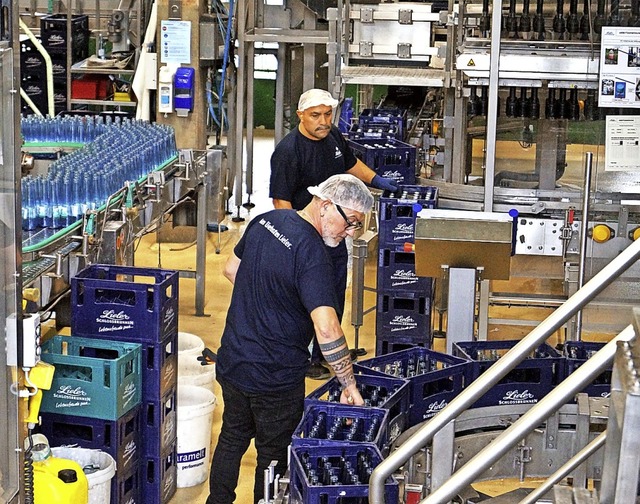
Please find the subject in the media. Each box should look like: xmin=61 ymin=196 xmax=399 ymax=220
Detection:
xmin=30 ymin=434 xmax=88 ymax=504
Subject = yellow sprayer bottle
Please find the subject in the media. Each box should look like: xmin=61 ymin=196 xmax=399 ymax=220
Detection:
xmin=29 ymin=434 xmax=88 ymax=504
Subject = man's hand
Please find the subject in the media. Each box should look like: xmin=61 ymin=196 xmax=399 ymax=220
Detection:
xmin=340 ymin=385 xmax=364 ymax=406
xmin=371 ymin=174 xmax=398 ymax=193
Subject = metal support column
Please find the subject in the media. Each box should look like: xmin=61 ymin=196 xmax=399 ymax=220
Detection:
xmin=446 ymin=267 xmax=477 ymax=353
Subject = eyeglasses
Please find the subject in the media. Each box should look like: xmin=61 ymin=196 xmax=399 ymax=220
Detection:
xmin=333 ymin=202 xmax=363 ymax=231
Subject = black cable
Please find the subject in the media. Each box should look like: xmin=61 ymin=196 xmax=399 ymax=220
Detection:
xmin=24 ymin=430 xmax=35 ymax=504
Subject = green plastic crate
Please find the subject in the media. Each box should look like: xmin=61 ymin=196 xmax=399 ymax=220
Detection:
xmin=41 ymin=336 xmax=142 ymax=420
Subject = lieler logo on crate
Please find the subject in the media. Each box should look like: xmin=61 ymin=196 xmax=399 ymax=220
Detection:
xmin=122 ymin=382 xmax=138 ymax=408
xmin=164 ymin=306 xmax=177 ymax=330
xmin=164 ymin=472 xmax=176 ymax=498
xmin=164 ymin=415 xmax=177 ymax=444
xmin=498 ymin=389 xmax=537 ymax=405
xmin=389 ymin=315 xmax=418 ymax=331
xmin=391 ymin=269 xmax=418 ymax=287
xmin=381 ymin=170 xmax=402 ymax=180
xmin=164 ymin=360 xmax=176 ymax=382
xmin=96 ymin=309 xmax=134 ymax=332
xmin=123 ymin=440 xmax=137 ymax=467
xmin=391 ymin=223 xmax=413 ymax=239
xmin=53 ymin=385 xmax=90 ymax=408
xmin=423 ymin=399 xmax=448 ymax=419
xmin=47 ymin=34 xmax=66 ymax=46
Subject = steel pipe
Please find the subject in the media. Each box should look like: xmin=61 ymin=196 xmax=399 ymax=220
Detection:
xmin=369 ymin=235 xmax=640 ymax=503
xmin=423 ymin=328 xmax=632 ymax=504
xmin=518 ymin=431 xmax=607 ymax=504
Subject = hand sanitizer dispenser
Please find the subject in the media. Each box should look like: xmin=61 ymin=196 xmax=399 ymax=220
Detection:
xmin=158 ymin=66 xmax=175 ymax=114
xmin=174 ymin=67 xmax=195 ymax=117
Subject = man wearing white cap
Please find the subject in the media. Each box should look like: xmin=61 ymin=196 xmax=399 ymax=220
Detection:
xmin=208 ymin=174 xmax=374 ymax=504
xmin=270 ymin=88 xmax=397 ymax=379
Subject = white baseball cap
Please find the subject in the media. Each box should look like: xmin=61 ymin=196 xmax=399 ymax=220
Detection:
xmin=298 ymin=89 xmax=339 ymax=111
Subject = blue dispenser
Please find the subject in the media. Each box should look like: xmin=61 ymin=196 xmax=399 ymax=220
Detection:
xmin=174 ymin=67 xmax=195 ymax=117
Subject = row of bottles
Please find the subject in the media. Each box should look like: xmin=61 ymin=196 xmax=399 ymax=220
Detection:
xmin=326 ymin=384 xmax=394 ymax=408
xmin=21 ymin=117 xmax=177 ymax=231
xmin=368 ymin=355 xmax=444 ymax=378
xmin=468 ymin=86 xmax=606 ymax=120
xmin=22 ymin=114 xmax=127 ymax=144
xmin=307 ymin=412 xmax=381 ymax=443
xmin=477 ymin=0 xmax=640 ymax=40
xmin=298 ymin=451 xmax=376 ymax=488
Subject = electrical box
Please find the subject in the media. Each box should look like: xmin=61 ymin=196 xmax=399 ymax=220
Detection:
xmin=174 ymin=67 xmax=195 ymax=117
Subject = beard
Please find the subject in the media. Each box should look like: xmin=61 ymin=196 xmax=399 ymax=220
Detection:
xmin=322 ymin=229 xmax=341 ymax=248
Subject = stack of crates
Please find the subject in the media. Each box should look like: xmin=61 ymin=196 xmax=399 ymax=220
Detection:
xmin=355 ymin=347 xmax=469 ymax=428
xmin=39 ymin=336 xmax=143 ymax=503
xmin=453 ymin=340 xmax=564 ymax=409
xmin=70 ymin=264 xmax=179 ymax=504
xmin=348 ymin=108 xmax=407 ymax=141
xmin=376 ymin=185 xmax=438 ymax=355
xmin=20 ymin=15 xmax=89 ymax=115
xmin=563 ymin=341 xmax=612 ymax=400
xmin=347 ymin=137 xmax=416 ymax=186
xmin=297 ymin=375 xmax=406 ymax=503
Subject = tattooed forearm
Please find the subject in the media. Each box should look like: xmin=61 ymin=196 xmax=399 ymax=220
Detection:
xmin=319 ymin=335 xmax=347 ymax=352
xmin=324 ymin=347 xmax=350 ymax=363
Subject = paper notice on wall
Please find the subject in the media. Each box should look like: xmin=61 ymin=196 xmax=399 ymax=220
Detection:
xmin=605 ymin=115 xmax=640 ymax=171
xmin=160 ymin=20 xmax=192 ymax=64
xmin=599 ymin=27 xmax=640 ymax=108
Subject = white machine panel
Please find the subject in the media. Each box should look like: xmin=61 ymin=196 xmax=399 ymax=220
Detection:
xmin=514 ymin=218 xmax=565 ymax=256
xmin=348 ymin=3 xmax=437 ymax=63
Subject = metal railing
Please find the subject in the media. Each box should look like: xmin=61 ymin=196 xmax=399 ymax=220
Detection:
xmin=369 ymin=235 xmax=640 ymax=503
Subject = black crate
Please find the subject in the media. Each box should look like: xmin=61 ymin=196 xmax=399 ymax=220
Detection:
xmin=356 ymin=347 xmax=468 ymax=427
xmin=347 ymin=138 xmax=416 ymax=185
xmin=71 ymin=265 xmax=179 ymax=343
xmin=374 ymin=338 xmax=430 ymax=357
xmin=40 ymin=404 xmax=142 ymax=476
xmin=377 ymin=248 xmax=432 ymax=292
xmin=453 ymin=340 xmax=563 ymax=408
xmin=142 ymin=386 xmax=177 ymax=458
xmin=379 ymin=185 xmax=438 ymax=248
xmin=292 ymin=403 xmax=390 ymax=452
xmin=289 ymin=444 xmax=399 ymax=503
xmin=564 ymin=341 xmax=611 ymax=399
xmin=305 ymin=373 xmax=410 ymax=445
xmin=20 ymin=38 xmax=46 ymax=73
xmin=376 ymin=290 xmax=431 ymax=342
xmin=40 ymin=14 xmax=89 ymax=58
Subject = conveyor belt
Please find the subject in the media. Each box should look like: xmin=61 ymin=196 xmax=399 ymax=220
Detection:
xmin=340 ymin=66 xmax=445 ymax=87
xmin=22 ymin=241 xmax=81 ymax=285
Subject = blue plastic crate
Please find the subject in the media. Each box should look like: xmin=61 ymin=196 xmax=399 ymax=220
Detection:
xmin=378 ymin=248 xmax=432 ymax=292
xmin=141 ymin=330 xmax=178 ymax=400
xmin=356 ymin=347 xmax=468 ymax=427
xmin=359 ymin=108 xmax=407 ymax=134
xmin=453 ymin=340 xmax=563 ymax=408
xmin=40 ymin=404 xmax=141 ymax=476
xmin=374 ymin=339 xmax=429 ymax=357
xmin=305 ymin=374 xmax=409 ymax=445
xmin=347 ymin=138 xmax=416 ymax=185
xmin=143 ymin=443 xmax=177 ymax=504
xmin=142 ymin=386 xmax=177 ymax=458
xmin=292 ymin=403 xmax=390 ymax=452
xmin=349 ymin=122 xmax=403 ymax=141
xmin=376 ymin=290 xmax=431 ymax=341
xmin=71 ymin=264 xmax=179 ymax=342
xmin=379 ymin=185 xmax=439 ymax=248
xmin=564 ymin=341 xmax=611 ymax=399
xmin=41 ymin=336 xmax=142 ymax=420
xmin=113 ymin=463 xmax=142 ymax=504
xmin=289 ymin=444 xmax=399 ymax=504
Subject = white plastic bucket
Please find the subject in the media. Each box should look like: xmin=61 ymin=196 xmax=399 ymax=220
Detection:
xmin=178 ymin=332 xmax=205 ymax=360
xmin=178 ymin=357 xmax=216 ymax=394
xmin=176 ymin=385 xmax=217 ymax=488
xmin=51 ymin=447 xmax=116 ymax=504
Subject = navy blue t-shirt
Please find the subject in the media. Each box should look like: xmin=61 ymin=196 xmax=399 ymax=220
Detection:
xmin=269 ymin=125 xmax=358 ymax=210
xmin=216 ymin=210 xmax=339 ymax=393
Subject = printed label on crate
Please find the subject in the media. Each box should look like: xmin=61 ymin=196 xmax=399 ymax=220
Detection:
xmin=96 ymin=309 xmax=135 ymax=332
xmin=423 ymin=399 xmax=448 ymax=419
xmin=47 ymin=34 xmax=66 ymax=47
xmin=23 ymin=56 xmax=44 ymax=69
xmin=381 ymin=169 xmax=405 ymax=180
xmin=163 ymin=469 xmax=176 ymax=500
xmin=388 ymin=420 xmax=402 ymax=443
xmin=164 ymin=414 xmax=177 ymax=445
xmin=52 ymin=385 xmax=91 ymax=409
xmin=497 ymin=389 xmax=537 ymax=405
xmin=388 ymin=315 xmax=418 ymax=332
xmin=164 ymin=358 xmax=176 ymax=383
xmin=122 ymin=382 xmax=139 ymax=408
xmin=177 ymin=448 xmax=207 ymax=468
xmin=123 ymin=439 xmax=138 ymax=468
xmin=389 ymin=269 xmax=420 ymax=288
xmin=388 ymin=223 xmax=414 ymax=241
xmin=165 ymin=306 xmax=177 ymax=331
